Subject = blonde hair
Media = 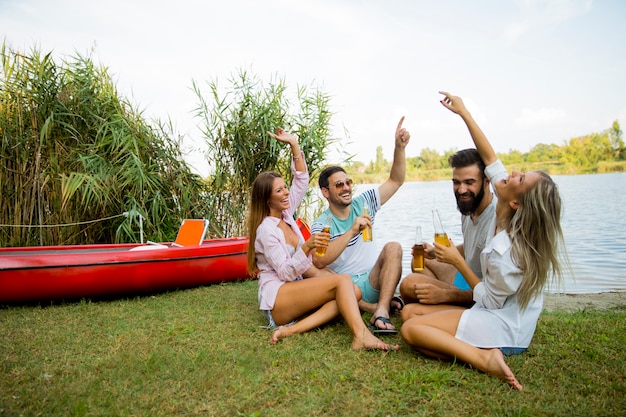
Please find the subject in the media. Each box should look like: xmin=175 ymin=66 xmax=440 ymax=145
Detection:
xmin=246 ymin=171 xmax=282 ymax=276
xmin=509 ymin=171 xmax=566 ymax=309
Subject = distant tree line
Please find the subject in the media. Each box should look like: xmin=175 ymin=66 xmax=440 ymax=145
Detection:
xmin=351 ymin=121 xmax=624 ymax=180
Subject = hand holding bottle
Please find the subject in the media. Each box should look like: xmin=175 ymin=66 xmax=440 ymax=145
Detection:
xmin=433 ymin=239 xmax=464 ymax=269
xmin=315 ymin=216 xmax=331 ymax=256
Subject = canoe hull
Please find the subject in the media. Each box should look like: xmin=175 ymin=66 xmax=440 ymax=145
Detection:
xmin=0 ymin=237 xmax=251 ymax=304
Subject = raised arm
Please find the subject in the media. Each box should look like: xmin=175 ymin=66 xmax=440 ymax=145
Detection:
xmin=267 ymin=128 xmax=305 ymax=172
xmin=439 ymin=91 xmax=497 ymax=166
xmin=378 ymin=116 xmax=410 ymax=205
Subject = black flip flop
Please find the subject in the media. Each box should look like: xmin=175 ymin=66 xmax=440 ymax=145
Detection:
xmin=391 ymin=296 xmax=405 ymax=314
xmin=368 ymin=316 xmax=398 ymax=334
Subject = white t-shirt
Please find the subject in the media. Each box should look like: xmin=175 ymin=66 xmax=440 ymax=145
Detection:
xmin=461 ymin=197 xmax=496 ymax=278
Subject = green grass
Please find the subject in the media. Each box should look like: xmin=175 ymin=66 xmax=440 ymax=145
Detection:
xmin=1 ymin=280 xmax=624 ymax=416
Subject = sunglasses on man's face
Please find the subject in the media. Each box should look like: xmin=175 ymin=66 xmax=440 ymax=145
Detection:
xmin=327 ymin=178 xmax=353 ymax=190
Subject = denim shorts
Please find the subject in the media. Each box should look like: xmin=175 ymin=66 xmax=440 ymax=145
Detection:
xmin=351 ymin=271 xmax=379 ymax=304
xmin=500 ymin=347 xmax=527 ymax=356
xmin=261 ymin=310 xmax=296 ymax=330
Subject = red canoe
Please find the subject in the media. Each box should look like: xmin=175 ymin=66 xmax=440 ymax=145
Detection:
xmin=0 ymin=237 xmax=251 ymax=304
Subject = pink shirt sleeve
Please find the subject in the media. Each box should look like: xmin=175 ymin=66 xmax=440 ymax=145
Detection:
xmin=286 ymin=152 xmax=309 ymax=220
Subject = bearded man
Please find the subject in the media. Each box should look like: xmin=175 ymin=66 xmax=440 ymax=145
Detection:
xmin=399 ymin=149 xmax=495 ymax=305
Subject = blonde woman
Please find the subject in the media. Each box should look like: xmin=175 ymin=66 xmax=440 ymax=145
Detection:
xmin=247 ymin=128 xmax=397 ymax=351
xmin=401 ymin=92 xmax=566 ymax=390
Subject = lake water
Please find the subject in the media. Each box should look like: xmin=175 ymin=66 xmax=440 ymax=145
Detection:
xmin=358 ymin=172 xmax=626 ymax=294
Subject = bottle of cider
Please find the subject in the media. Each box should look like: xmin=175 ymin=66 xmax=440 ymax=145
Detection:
xmin=433 ymin=209 xmax=450 ymax=247
xmin=361 ymin=203 xmax=372 ymax=241
xmin=315 ymin=215 xmax=331 ymax=256
xmin=412 ymin=225 xmax=425 ymax=272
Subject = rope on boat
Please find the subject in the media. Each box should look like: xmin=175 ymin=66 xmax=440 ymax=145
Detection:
xmin=0 ymin=213 xmax=127 ymax=228
xmin=0 ymin=211 xmax=145 ymax=243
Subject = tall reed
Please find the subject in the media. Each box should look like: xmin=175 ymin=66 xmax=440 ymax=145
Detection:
xmin=1 ymin=43 xmax=345 ymax=245
xmin=193 ymin=69 xmax=348 ymax=237
xmin=0 ymin=43 xmax=210 ymax=246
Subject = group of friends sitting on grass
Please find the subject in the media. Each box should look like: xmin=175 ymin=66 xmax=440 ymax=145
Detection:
xmin=246 ymin=92 xmax=567 ymax=391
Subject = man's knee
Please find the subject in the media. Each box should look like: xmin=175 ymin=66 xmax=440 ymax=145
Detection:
xmin=399 ymin=274 xmax=424 ymax=299
xmin=399 ymin=275 xmax=415 ymax=294
xmin=381 ymin=241 xmax=403 ymax=260
xmin=416 ymin=261 xmax=443 ymax=281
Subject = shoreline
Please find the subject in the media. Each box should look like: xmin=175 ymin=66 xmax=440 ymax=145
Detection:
xmin=543 ymin=291 xmax=625 ymax=312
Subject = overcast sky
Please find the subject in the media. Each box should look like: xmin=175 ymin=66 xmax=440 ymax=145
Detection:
xmin=2 ymin=0 xmax=625 ymax=176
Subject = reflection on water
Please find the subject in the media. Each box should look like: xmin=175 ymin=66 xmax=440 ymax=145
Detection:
xmin=365 ymin=172 xmax=626 ymax=294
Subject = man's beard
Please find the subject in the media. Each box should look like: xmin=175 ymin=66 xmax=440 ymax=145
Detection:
xmin=455 ymin=184 xmax=485 ymax=216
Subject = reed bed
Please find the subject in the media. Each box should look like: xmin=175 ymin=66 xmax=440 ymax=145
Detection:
xmin=192 ymin=70 xmax=345 ymax=236
xmin=1 ymin=43 xmax=209 ymax=246
xmin=1 ymin=44 xmax=344 ymax=246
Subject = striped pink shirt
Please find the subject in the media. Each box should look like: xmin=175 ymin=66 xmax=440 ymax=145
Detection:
xmin=255 ymin=155 xmax=310 ymax=310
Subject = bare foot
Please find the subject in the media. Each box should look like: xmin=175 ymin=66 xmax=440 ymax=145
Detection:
xmin=270 ymin=326 xmax=289 ymax=345
xmin=484 ymin=349 xmax=523 ymax=391
xmin=351 ymin=330 xmax=400 ymax=352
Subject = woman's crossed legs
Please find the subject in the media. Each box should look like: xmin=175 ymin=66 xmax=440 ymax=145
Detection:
xmin=271 ymin=274 xmax=398 ymax=351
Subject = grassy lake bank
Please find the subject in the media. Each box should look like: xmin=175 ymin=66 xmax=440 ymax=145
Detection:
xmin=1 ymin=280 xmax=624 ymax=416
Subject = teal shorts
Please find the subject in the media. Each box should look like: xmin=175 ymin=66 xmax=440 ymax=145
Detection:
xmin=351 ymin=271 xmax=379 ymax=304
xmin=453 ymin=271 xmax=472 ymax=290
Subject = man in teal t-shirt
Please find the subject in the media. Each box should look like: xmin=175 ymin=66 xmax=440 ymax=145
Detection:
xmin=311 ymin=117 xmax=410 ymax=333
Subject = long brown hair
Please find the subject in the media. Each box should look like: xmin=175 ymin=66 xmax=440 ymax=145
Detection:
xmin=246 ymin=171 xmax=282 ymax=275
xmin=509 ymin=171 xmax=566 ymax=309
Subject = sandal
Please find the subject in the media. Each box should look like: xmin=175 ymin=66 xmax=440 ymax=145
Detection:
xmin=367 ymin=316 xmax=398 ymax=334
xmin=391 ymin=296 xmax=405 ymax=314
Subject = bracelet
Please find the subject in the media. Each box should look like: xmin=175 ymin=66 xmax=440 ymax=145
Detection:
xmin=293 ymin=156 xmax=300 ymax=160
